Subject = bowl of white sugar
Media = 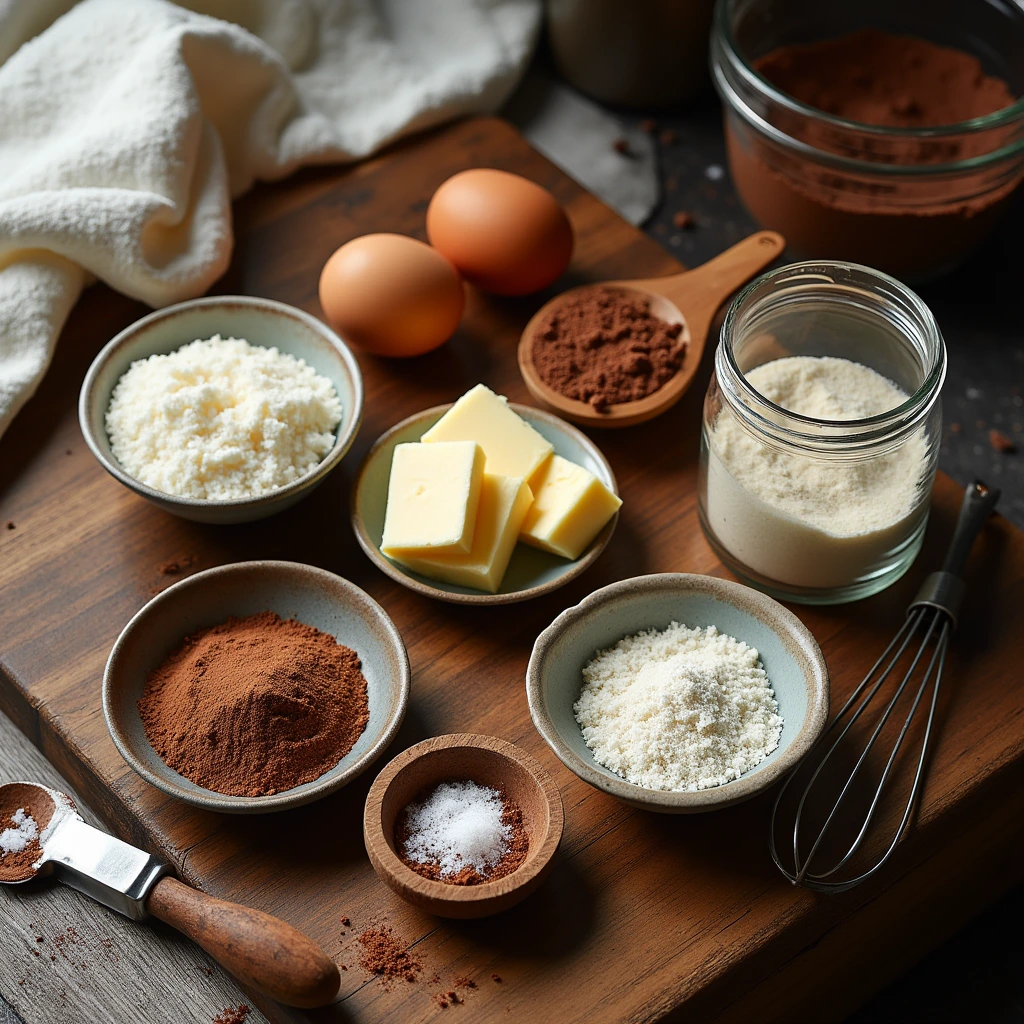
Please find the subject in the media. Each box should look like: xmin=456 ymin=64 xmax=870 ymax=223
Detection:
xmin=79 ymin=296 xmax=364 ymax=523
xmin=526 ymin=573 xmax=829 ymax=812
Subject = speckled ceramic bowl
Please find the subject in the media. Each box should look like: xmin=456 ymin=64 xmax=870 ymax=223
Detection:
xmin=351 ymin=403 xmax=619 ymax=605
xmin=103 ymin=561 xmax=409 ymax=814
xmin=79 ymin=296 xmax=364 ymax=524
xmin=527 ymin=573 xmax=829 ymax=813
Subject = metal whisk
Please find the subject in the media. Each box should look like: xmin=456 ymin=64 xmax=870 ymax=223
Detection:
xmin=770 ymin=480 xmax=1000 ymax=893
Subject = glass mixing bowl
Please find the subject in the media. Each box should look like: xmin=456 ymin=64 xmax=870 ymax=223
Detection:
xmin=711 ymin=0 xmax=1024 ymax=281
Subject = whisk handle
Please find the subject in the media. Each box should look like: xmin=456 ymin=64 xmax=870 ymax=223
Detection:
xmin=940 ymin=480 xmax=1000 ymax=577
xmin=909 ymin=480 xmax=999 ymax=628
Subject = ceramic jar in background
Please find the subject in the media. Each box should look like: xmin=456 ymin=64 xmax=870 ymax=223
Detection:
xmin=711 ymin=0 xmax=1024 ymax=281
xmin=547 ymin=0 xmax=715 ymax=109
xmin=698 ymin=262 xmax=946 ymax=605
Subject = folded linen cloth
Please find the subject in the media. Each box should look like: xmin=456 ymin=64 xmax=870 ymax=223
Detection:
xmin=0 ymin=0 xmax=540 ymax=440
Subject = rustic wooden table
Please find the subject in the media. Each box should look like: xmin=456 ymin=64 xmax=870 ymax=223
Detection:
xmin=1 ymin=117 xmax=1023 ymax=1024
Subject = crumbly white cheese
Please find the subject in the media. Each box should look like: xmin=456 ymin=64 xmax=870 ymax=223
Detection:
xmin=574 ymin=622 xmax=782 ymax=792
xmin=105 ymin=336 xmax=343 ymax=500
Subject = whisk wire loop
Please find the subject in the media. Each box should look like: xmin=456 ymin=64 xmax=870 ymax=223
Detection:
xmin=769 ymin=480 xmax=999 ymax=894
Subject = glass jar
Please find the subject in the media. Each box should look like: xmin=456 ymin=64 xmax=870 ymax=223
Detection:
xmin=698 ymin=262 xmax=946 ymax=605
xmin=710 ymin=0 xmax=1024 ymax=282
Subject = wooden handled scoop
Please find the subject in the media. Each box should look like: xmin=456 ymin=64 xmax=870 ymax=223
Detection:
xmin=518 ymin=230 xmax=785 ymax=428
xmin=0 ymin=782 xmax=339 ymax=1009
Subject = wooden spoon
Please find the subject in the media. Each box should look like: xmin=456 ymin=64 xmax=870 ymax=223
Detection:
xmin=518 ymin=230 xmax=785 ymax=428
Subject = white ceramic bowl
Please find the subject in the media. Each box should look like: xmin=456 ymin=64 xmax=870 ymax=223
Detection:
xmin=79 ymin=296 xmax=363 ymax=523
xmin=527 ymin=573 xmax=829 ymax=813
xmin=103 ymin=561 xmax=410 ymax=814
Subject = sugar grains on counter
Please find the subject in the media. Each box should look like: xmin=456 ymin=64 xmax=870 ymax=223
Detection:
xmin=106 ymin=335 xmax=342 ymax=501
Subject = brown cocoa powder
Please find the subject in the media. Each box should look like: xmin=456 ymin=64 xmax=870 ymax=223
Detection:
xmin=138 ymin=611 xmax=369 ymax=797
xmin=356 ymin=925 xmax=422 ymax=987
xmin=0 ymin=785 xmax=54 ymax=883
xmin=757 ymin=30 xmax=1015 ymax=138
xmin=394 ymin=785 xmax=529 ymax=886
xmin=212 ymin=1006 xmax=250 ymax=1024
xmin=728 ymin=30 xmax=1021 ymax=278
xmin=531 ymin=286 xmax=685 ymax=411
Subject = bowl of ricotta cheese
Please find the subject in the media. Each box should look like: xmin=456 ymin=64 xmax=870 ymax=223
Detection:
xmin=80 ymin=295 xmax=363 ymax=523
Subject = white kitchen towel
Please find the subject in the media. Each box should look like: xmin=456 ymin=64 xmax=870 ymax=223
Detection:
xmin=0 ymin=0 xmax=540 ymax=440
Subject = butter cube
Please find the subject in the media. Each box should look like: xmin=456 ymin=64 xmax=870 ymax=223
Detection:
xmin=396 ymin=474 xmax=533 ymax=593
xmin=381 ymin=441 xmax=484 ymax=558
xmin=520 ymin=455 xmax=622 ymax=560
xmin=421 ymin=384 xmax=553 ymax=484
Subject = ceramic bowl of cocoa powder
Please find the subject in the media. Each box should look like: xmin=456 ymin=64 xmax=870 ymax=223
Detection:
xmin=102 ymin=561 xmax=410 ymax=813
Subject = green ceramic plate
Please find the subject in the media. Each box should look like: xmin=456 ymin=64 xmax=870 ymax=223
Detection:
xmin=351 ymin=403 xmax=619 ymax=605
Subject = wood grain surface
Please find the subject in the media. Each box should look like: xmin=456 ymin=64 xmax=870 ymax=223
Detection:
xmin=1 ymin=117 xmax=1022 ymax=1024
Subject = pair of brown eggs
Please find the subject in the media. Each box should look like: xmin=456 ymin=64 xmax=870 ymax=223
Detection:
xmin=317 ymin=169 xmax=574 ymax=358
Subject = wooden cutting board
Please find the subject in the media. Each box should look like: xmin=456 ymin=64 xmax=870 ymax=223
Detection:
xmin=1 ymin=117 xmax=1022 ymax=1024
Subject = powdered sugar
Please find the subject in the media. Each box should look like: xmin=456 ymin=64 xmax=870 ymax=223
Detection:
xmin=0 ymin=808 xmax=38 ymax=856
xmin=574 ymin=622 xmax=782 ymax=791
xmin=400 ymin=781 xmax=511 ymax=878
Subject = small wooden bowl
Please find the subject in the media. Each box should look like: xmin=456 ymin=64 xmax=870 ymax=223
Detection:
xmin=363 ymin=734 xmax=564 ymax=918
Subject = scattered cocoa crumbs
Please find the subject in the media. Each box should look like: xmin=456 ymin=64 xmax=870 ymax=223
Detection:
xmin=990 ymin=429 xmax=1016 ymax=453
xmin=672 ymin=211 xmax=694 ymax=230
xmin=492 ymin=973 xmax=502 ymax=983
xmin=5 ymin=521 xmax=14 ymax=530
xmin=212 ymin=1005 xmax=250 ymax=1024
xmin=356 ymin=925 xmax=422 ymax=988
xmin=639 ymin=118 xmax=657 ymax=134
xmin=612 ymin=138 xmax=631 ymax=156
xmin=658 ymin=128 xmax=677 ymax=146
xmin=454 ymin=976 xmax=476 ymax=989
xmin=341 ymin=916 xmax=351 ymax=927
xmin=158 ymin=555 xmax=196 ymax=576
xmin=395 ymin=786 xmax=529 ymax=886
xmin=531 ymin=286 xmax=686 ymax=411
xmin=65 ymin=449 xmax=72 ymax=456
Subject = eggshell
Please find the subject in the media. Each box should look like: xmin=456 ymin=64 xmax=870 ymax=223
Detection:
xmin=318 ymin=233 xmax=465 ymax=357
xmin=426 ymin=169 xmax=574 ymax=297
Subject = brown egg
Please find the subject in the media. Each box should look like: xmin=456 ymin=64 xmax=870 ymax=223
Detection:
xmin=426 ymin=169 xmax=574 ymax=297
xmin=318 ymin=233 xmax=465 ymax=357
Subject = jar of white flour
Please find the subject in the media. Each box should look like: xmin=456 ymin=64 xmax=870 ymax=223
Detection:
xmin=699 ymin=262 xmax=945 ymax=604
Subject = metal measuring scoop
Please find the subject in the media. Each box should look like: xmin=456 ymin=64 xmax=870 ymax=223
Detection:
xmin=0 ymin=781 xmax=339 ymax=1008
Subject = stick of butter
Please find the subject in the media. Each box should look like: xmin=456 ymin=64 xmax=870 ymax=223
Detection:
xmin=520 ymin=454 xmax=621 ymax=560
xmin=395 ymin=473 xmax=533 ymax=593
xmin=381 ymin=441 xmax=484 ymax=559
xmin=421 ymin=384 xmax=553 ymax=484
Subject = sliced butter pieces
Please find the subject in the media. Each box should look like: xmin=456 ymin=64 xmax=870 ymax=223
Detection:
xmin=520 ymin=454 xmax=622 ymax=560
xmin=421 ymin=383 xmax=553 ymax=484
xmin=396 ymin=474 xmax=533 ymax=593
xmin=381 ymin=440 xmax=484 ymax=559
